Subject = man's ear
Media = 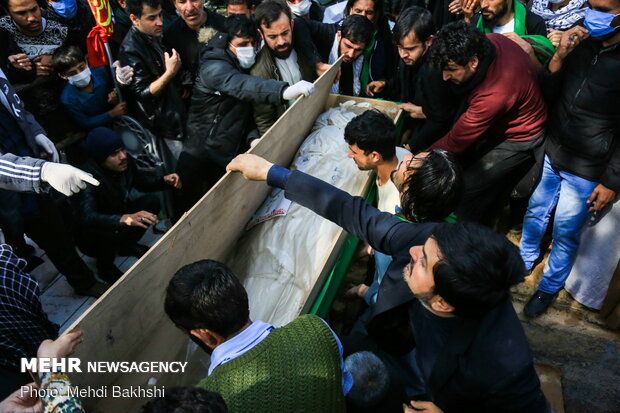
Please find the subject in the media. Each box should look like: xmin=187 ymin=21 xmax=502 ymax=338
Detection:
xmin=290 ymin=18 xmax=295 ymax=30
xmin=468 ymin=56 xmax=479 ymax=72
xmin=58 ymin=73 xmax=68 ymax=80
xmin=425 ymin=35 xmax=433 ymax=48
xmin=336 ymin=30 xmax=342 ymax=42
xmin=189 ymin=329 xmax=225 ymax=349
xmin=430 ymin=296 xmax=456 ymax=314
xmin=371 ymin=151 xmax=382 ymax=163
xmin=129 ymin=13 xmax=140 ymax=26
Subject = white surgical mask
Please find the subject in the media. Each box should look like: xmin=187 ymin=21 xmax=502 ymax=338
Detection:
xmin=67 ymin=67 xmax=92 ymax=88
xmin=289 ymin=0 xmax=312 ymax=17
xmin=234 ymin=45 xmax=256 ymax=69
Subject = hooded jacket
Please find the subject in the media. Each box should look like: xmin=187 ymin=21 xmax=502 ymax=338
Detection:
xmin=183 ymin=29 xmax=288 ymax=167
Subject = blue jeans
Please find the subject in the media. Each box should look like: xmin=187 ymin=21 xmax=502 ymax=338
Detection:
xmin=520 ymin=155 xmax=597 ymax=294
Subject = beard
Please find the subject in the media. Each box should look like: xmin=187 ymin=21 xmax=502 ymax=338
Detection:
xmin=482 ymin=2 xmax=508 ymax=25
xmin=270 ymin=43 xmax=293 ymax=59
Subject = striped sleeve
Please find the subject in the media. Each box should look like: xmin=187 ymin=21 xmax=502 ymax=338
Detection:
xmin=0 ymin=153 xmax=47 ymax=193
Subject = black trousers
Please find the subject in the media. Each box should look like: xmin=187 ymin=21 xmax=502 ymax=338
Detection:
xmin=456 ymin=133 xmax=545 ymax=226
xmin=0 ymin=192 xmax=96 ymax=290
xmin=76 ymin=194 xmax=160 ymax=266
xmin=174 ymin=151 xmax=226 ymax=219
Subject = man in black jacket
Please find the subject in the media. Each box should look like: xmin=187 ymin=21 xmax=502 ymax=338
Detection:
xmin=119 ymin=0 xmax=185 ymax=169
xmin=520 ymin=4 xmax=620 ymax=317
xmin=77 ymin=127 xmax=181 ymax=282
xmin=175 ymin=16 xmax=314 ymax=215
xmin=227 ymin=153 xmax=551 ymax=413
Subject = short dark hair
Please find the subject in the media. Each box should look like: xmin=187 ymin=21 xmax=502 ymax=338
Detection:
xmin=345 ymin=0 xmax=384 ymax=24
xmin=164 ymin=260 xmax=249 ymax=337
xmin=254 ymin=0 xmax=291 ymax=29
xmin=340 ymin=14 xmax=374 ymax=45
xmin=392 ymin=6 xmax=435 ymax=45
xmin=142 ymin=387 xmax=228 ymax=413
xmin=429 ymin=21 xmax=492 ymax=69
xmin=52 ymin=45 xmax=84 ymax=74
xmin=125 ymin=0 xmax=162 ymax=17
xmin=431 ymin=222 xmax=525 ymax=318
xmin=226 ymin=15 xmax=258 ymax=40
xmin=227 ymin=0 xmax=250 ymax=7
xmin=400 ymin=149 xmax=463 ymax=223
xmin=345 ymin=352 xmax=390 ymax=407
xmin=344 ymin=110 xmax=397 ymax=160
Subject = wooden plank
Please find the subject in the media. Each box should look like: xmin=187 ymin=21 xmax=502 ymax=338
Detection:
xmin=62 ymin=58 xmax=344 ymax=413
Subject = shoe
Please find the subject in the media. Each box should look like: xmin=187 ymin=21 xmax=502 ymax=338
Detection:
xmin=74 ymin=281 xmax=109 ymax=298
xmin=523 ymin=290 xmax=558 ymax=318
xmin=97 ymin=263 xmax=124 ymax=284
xmin=118 ymin=243 xmax=150 ymax=258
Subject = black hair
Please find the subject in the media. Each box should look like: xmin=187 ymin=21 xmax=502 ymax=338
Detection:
xmin=227 ymin=0 xmax=250 ymax=7
xmin=141 ymin=387 xmax=228 ymax=413
xmin=400 ymin=149 xmax=463 ymax=223
xmin=340 ymin=14 xmax=374 ymax=45
xmin=164 ymin=260 xmax=249 ymax=337
xmin=431 ymin=222 xmax=525 ymax=318
xmin=429 ymin=21 xmax=492 ymax=69
xmin=51 ymin=45 xmax=85 ymax=74
xmin=344 ymin=110 xmax=397 ymax=160
xmin=226 ymin=14 xmax=258 ymax=40
xmin=345 ymin=352 xmax=390 ymax=407
xmin=0 ymin=0 xmax=9 ymax=11
xmin=345 ymin=0 xmax=384 ymax=25
xmin=254 ymin=0 xmax=291 ymax=29
xmin=392 ymin=6 xmax=435 ymax=45
xmin=125 ymin=0 xmax=162 ymax=17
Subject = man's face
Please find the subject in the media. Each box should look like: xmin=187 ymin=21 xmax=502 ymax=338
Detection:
xmin=441 ymin=59 xmax=478 ymax=85
xmin=397 ymin=31 xmax=430 ymax=66
xmin=174 ymin=0 xmax=206 ymax=27
xmin=588 ymin=0 xmax=620 ymax=41
xmin=228 ymin=35 xmax=255 ymax=54
xmin=339 ymin=33 xmax=366 ymax=63
xmin=227 ymin=3 xmax=251 ymax=17
xmin=260 ymin=13 xmax=294 ymax=59
xmin=403 ymin=238 xmax=441 ymax=302
xmin=390 ymin=152 xmax=428 ymax=192
xmin=130 ymin=4 xmax=164 ymax=37
xmin=480 ymin=0 xmax=509 ymax=23
xmin=349 ymin=0 xmax=376 ymax=23
xmin=60 ymin=60 xmax=87 ymax=78
xmin=103 ymin=148 xmax=128 ymax=173
xmin=347 ymin=143 xmax=379 ymax=171
xmin=6 ymin=0 xmax=42 ymax=36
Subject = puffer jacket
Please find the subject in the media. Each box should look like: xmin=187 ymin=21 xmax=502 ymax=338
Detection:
xmin=119 ymin=27 xmax=186 ymax=140
xmin=183 ymin=29 xmax=288 ymax=167
xmin=542 ymin=38 xmax=620 ymax=191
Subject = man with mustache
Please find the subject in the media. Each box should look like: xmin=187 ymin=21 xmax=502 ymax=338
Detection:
xmin=251 ymin=0 xmax=317 ymax=135
xmin=473 ymin=0 xmax=547 ymax=36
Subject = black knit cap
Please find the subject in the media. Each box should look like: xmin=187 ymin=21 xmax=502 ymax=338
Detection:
xmin=85 ymin=127 xmax=124 ymax=164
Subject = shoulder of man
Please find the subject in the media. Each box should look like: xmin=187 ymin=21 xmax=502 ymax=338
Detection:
xmin=250 ymin=47 xmax=276 ymax=79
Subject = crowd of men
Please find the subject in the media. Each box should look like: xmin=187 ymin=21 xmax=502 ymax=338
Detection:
xmin=0 ymin=0 xmax=619 ymax=409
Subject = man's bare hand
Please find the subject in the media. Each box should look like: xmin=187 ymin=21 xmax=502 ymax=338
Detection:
xmin=587 ymin=184 xmax=616 ymax=212
xmin=120 ymin=211 xmax=158 ymax=228
xmin=164 ymin=49 xmax=182 ymax=76
xmin=8 ymin=53 xmax=32 ymax=71
xmin=37 ymin=330 xmax=84 ymax=360
xmin=226 ymin=154 xmax=274 ymax=181
xmin=502 ymin=32 xmax=542 ymax=71
xmin=398 ymin=102 xmax=426 ymax=119
xmin=0 ymin=383 xmax=42 ymax=413
xmin=404 ymin=401 xmax=443 ymax=412
xmin=33 ymin=55 xmax=53 ymax=76
xmin=547 ymin=30 xmax=563 ymax=47
xmin=107 ymin=90 xmax=119 ymax=105
xmin=555 ymin=26 xmax=589 ymax=61
xmin=316 ymin=62 xmax=330 ymax=77
xmin=108 ymin=102 xmax=127 ymax=118
xmin=164 ymin=173 xmax=182 ymax=189
xmin=366 ymin=80 xmax=386 ymax=97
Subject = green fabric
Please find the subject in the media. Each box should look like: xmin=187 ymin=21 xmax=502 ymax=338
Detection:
xmin=198 ymin=315 xmax=346 ymax=413
xmin=476 ymin=0 xmax=555 ymax=64
xmin=360 ymin=27 xmax=378 ymax=97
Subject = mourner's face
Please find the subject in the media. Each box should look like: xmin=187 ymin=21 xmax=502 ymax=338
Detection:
xmin=338 ymin=33 xmax=366 ymax=63
xmin=403 ymin=238 xmax=441 ymax=301
xmin=441 ymin=58 xmax=478 ymax=85
xmin=347 ymin=143 xmax=379 ymax=171
xmin=227 ymin=3 xmax=251 ymax=17
xmin=6 ymin=0 xmax=42 ymax=36
xmin=260 ymin=13 xmax=294 ymax=59
xmin=130 ymin=4 xmax=164 ymax=37
xmin=103 ymin=148 xmax=129 ymax=173
xmin=397 ymin=31 xmax=431 ymax=66
xmin=349 ymin=0 xmax=376 ymax=23
xmin=391 ymin=152 xmax=428 ymax=193
xmin=228 ymin=36 xmax=256 ymax=54
xmin=480 ymin=0 xmax=509 ymax=23
xmin=175 ymin=0 xmax=206 ymax=27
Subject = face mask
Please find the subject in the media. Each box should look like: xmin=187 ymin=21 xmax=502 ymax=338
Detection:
xmin=584 ymin=8 xmax=620 ymax=37
xmin=234 ymin=45 xmax=256 ymax=69
xmin=51 ymin=0 xmax=77 ymax=19
xmin=289 ymin=0 xmax=312 ymax=17
xmin=67 ymin=67 xmax=92 ymax=88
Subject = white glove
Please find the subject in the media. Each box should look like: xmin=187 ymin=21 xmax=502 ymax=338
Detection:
xmin=34 ymin=134 xmax=59 ymax=163
xmin=282 ymin=80 xmax=315 ymax=101
xmin=114 ymin=60 xmax=134 ymax=85
xmin=40 ymin=162 xmax=100 ymax=196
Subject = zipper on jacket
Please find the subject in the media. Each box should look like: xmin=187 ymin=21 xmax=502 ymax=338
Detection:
xmin=568 ymin=50 xmax=600 ymax=113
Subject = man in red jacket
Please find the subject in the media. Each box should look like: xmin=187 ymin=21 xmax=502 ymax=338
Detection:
xmin=428 ymin=22 xmax=547 ymax=225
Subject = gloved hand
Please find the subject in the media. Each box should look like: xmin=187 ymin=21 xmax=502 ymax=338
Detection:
xmin=114 ymin=60 xmax=134 ymax=85
xmin=282 ymin=80 xmax=315 ymax=101
xmin=40 ymin=162 xmax=100 ymax=196
xmin=34 ymin=134 xmax=59 ymax=163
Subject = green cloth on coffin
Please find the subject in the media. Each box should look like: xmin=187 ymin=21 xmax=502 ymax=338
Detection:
xmin=197 ymin=314 xmax=347 ymax=413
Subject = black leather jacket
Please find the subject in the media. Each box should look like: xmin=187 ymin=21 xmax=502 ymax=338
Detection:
xmin=119 ymin=27 xmax=186 ymax=140
xmin=183 ymin=30 xmax=287 ymax=167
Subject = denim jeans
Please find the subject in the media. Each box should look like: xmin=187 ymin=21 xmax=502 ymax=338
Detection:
xmin=520 ymin=155 xmax=597 ymax=294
